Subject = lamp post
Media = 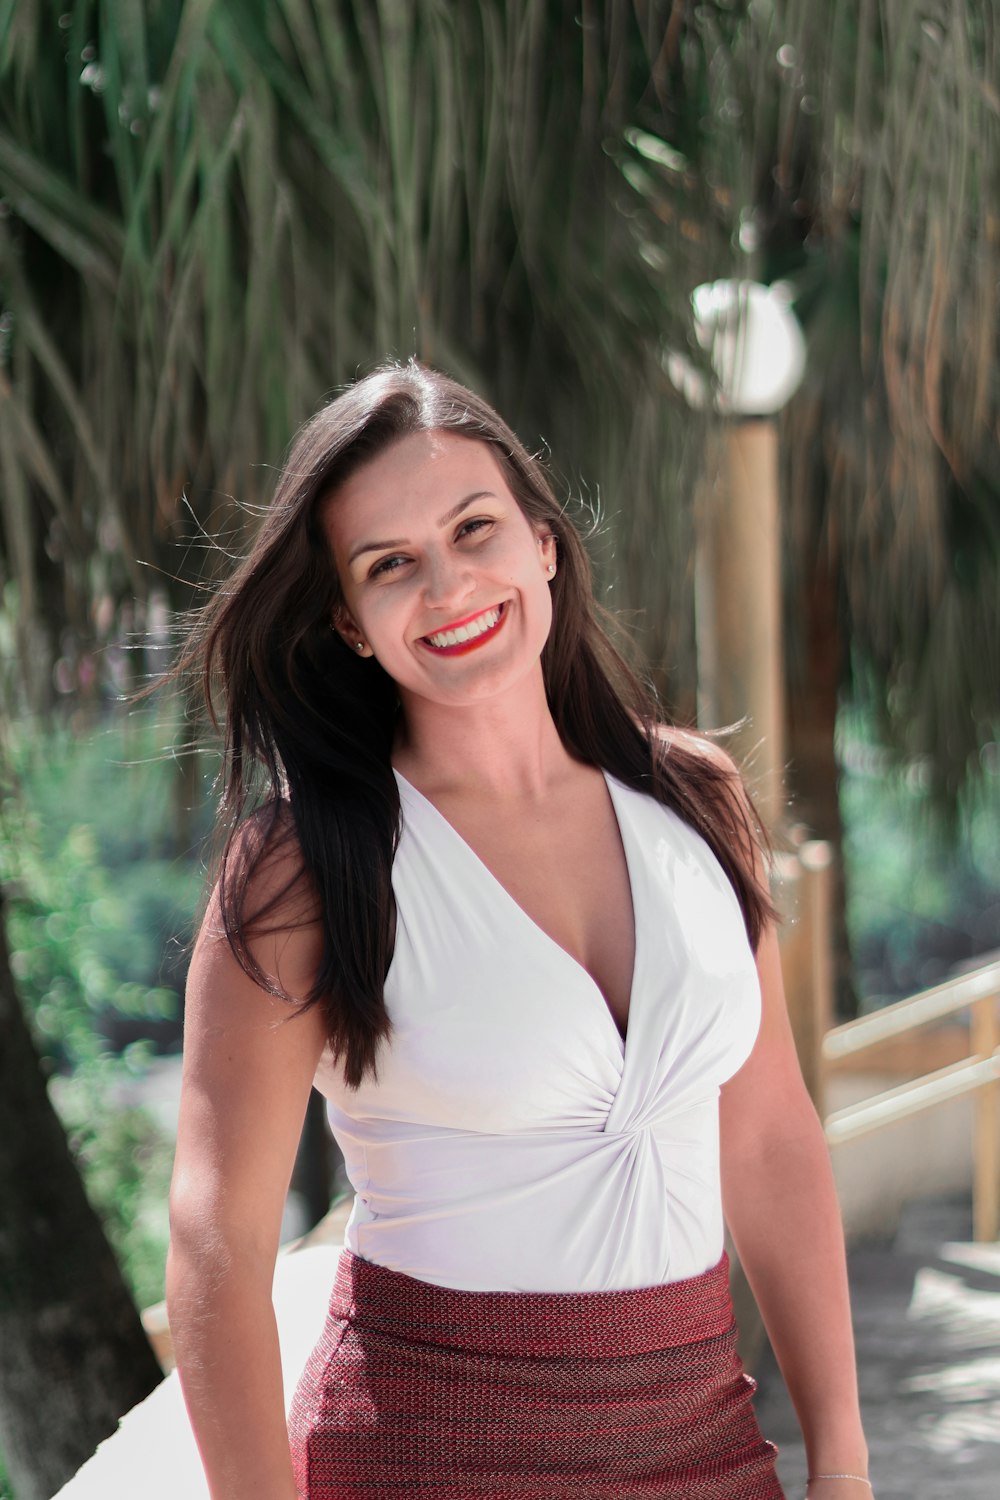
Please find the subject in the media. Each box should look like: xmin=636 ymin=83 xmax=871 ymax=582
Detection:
xmin=669 ymin=280 xmax=834 ymax=1134
xmin=667 ymin=280 xmax=807 ymax=829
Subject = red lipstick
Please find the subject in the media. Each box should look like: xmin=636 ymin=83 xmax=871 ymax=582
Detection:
xmin=419 ymin=602 xmax=508 ymax=657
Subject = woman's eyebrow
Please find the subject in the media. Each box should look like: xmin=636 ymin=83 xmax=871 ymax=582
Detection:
xmin=347 ymin=491 xmax=498 ymax=565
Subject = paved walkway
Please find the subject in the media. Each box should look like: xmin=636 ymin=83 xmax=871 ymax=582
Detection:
xmin=752 ymin=1195 xmax=1000 ymax=1500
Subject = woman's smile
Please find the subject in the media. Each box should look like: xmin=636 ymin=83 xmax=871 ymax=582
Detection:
xmin=419 ymin=601 xmax=508 ymax=655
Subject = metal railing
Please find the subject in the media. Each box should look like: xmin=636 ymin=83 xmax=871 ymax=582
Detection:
xmin=822 ymin=960 xmax=1000 ymax=1241
xmin=776 ymin=843 xmax=1000 ymax=1242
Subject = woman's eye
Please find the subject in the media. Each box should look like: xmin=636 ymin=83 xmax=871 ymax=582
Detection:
xmin=367 ymin=520 xmax=492 ymax=578
xmin=369 ymin=554 xmax=409 ymax=578
xmin=457 ymin=517 xmax=493 ymax=539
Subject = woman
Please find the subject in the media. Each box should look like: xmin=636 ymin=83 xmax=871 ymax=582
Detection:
xmin=166 ymin=361 xmax=873 ymax=1500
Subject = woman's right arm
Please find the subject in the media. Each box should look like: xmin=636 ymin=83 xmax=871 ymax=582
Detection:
xmin=166 ymin=867 xmax=329 ymax=1500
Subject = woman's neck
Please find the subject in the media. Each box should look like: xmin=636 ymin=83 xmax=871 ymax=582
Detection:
xmin=392 ymin=668 xmax=576 ymax=803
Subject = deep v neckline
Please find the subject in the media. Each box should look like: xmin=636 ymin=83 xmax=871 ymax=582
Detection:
xmin=392 ymin=765 xmax=640 ymax=1050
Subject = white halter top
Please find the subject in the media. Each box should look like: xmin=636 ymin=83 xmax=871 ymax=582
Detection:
xmin=312 ymin=767 xmax=761 ymax=1292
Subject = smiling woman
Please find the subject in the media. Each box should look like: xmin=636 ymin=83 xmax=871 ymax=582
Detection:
xmin=323 ymin=429 xmax=557 ymax=700
xmin=165 ymin=361 xmax=872 ymax=1500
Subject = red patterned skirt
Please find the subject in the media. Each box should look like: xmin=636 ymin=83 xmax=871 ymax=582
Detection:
xmin=288 ymin=1247 xmax=785 ymax=1499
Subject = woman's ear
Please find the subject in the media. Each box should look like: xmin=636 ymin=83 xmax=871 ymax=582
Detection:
xmin=332 ymin=607 xmax=373 ymax=658
xmin=535 ymin=529 xmax=558 ymax=577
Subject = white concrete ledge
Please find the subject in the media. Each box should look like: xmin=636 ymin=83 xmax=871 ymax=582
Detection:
xmin=51 ymin=1243 xmax=344 ymax=1500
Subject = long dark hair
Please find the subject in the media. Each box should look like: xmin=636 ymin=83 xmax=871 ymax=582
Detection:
xmin=178 ymin=360 xmax=775 ymax=1087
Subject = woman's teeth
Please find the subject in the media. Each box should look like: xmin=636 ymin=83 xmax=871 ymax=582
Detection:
xmin=425 ymin=606 xmax=502 ymax=649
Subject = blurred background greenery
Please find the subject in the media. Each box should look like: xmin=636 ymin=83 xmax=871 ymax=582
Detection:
xmin=0 ymin=2 xmax=998 ymax=1496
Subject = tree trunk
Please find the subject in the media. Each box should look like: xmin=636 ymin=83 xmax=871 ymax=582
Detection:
xmin=786 ymin=558 xmax=858 ymax=1020
xmin=0 ymin=894 xmax=163 ymax=1500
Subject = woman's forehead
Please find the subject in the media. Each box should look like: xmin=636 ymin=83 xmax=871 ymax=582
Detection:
xmin=321 ymin=430 xmax=514 ymax=548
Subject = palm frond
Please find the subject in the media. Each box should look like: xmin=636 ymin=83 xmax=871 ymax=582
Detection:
xmin=0 ymin=0 xmax=995 ymax=803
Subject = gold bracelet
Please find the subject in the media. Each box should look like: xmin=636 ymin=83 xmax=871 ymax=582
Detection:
xmin=808 ymin=1477 xmax=871 ymax=1488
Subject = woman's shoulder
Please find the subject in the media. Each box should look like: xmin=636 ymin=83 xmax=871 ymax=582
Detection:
xmin=200 ymin=797 xmax=321 ymax=960
xmin=645 ymin=722 xmax=769 ymax=891
xmin=647 ymin=721 xmax=745 ymax=786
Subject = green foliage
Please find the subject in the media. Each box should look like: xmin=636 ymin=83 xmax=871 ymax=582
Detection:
xmin=52 ymin=1062 xmax=175 ymax=1310
xmin=0 ymin=718 xmax=205 ymax=1063
xmin=0 ymin=706 xmax=210 ymax=1309
xmin=1 ymin=811 xmax=176 ymax=1064
xmin=839 ymin=703 xmax=1000 ymax=1006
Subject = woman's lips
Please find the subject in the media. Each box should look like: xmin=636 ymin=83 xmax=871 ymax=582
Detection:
xmin=419 ymin=601 xmax=508 ymax=656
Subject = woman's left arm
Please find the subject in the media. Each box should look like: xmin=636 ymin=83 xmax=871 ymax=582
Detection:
xmin=720 ymin=918 xmax=873 ymax=1499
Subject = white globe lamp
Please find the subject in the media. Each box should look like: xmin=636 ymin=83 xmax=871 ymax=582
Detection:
xmin=666 ymin=279 xmax=807 ymax=416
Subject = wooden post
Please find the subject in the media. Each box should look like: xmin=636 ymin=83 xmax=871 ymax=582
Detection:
xmin=774 ymin=853 xmax=809 ymax=1079
xmin=695 ymin=419 xmax=785 ymax=828
xmin=774 ymin=841 xmax=834 ymax=1116
xmin=971 ymin=993 xmax=1000 ymax=1242
xmin=800 ymin=840 xmax=834 ymax=1120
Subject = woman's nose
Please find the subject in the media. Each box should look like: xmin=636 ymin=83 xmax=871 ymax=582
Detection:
xmin=421 ymin=549 xmax=476 ymax=611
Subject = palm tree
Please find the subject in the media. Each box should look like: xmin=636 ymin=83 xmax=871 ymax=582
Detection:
xmin=759 ymin=3 xmax=999 ymax=1003
xmin=3 ymin=2 xmax=994 ymax=790
xmin=615 ymin=1 xmax=999 ymax=1002
xmin=0 ymin=1 xmax=705 ymax=708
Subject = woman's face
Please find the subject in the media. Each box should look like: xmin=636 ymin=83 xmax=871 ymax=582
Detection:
xmin=321 ymin=429 xmax=558 ymax=709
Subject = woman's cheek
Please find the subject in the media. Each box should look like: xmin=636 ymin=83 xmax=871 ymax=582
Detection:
xmin=368 ymin=582 xmax=419 ymax=650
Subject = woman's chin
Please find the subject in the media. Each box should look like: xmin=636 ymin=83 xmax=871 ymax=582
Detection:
xmin=397 ymin=649 xmax=547 ymax=712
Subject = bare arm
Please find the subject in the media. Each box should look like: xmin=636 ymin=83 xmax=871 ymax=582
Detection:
xmin=720 ymin=923 xmax=871 ymax=1498
xmin=166 ymin=861 xmax=328 ymax=1500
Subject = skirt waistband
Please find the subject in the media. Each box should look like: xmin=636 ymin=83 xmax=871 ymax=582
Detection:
xmin=329 ymin=1248 xmax=735 ymax=1360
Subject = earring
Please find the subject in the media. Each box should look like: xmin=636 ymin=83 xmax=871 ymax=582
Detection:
xmin=547 ymin=563 xmax=556 ymax=576
xmin=355 ymin=641 xmax=366 ymax=652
